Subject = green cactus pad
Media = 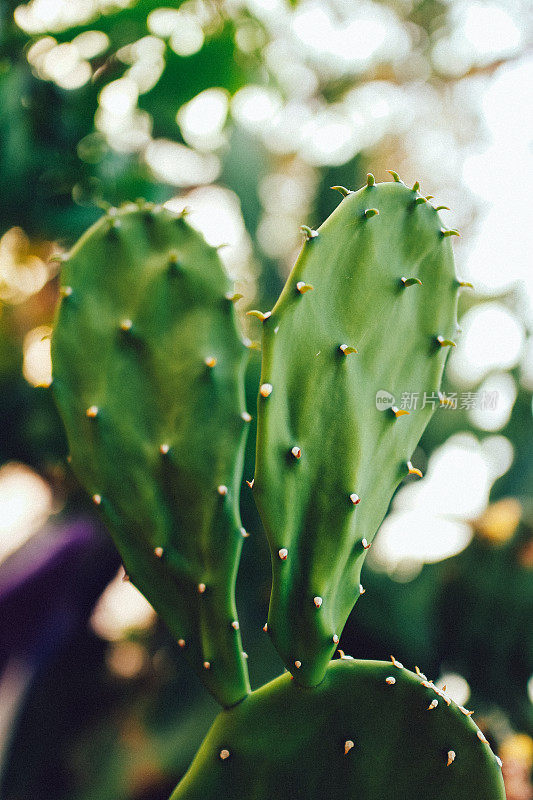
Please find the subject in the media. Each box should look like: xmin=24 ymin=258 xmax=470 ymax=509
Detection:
xmin=171 ymin=659 xmax=505 ymax=800
xmin=52 ymin=203 xmax=251 ymax=707
xmin=252 ymin=178 xmax=460 ymax=686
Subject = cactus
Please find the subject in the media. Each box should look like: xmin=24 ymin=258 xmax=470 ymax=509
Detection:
xmin=51 ymin=202 xmax=251 ymax=708
xmin=251 ymin=176 xmax=461 ymax=687
xmin=50 ymin=177 xmax=506 ymax=800
xmin=171 ymin=658 xmax=505 ymax=800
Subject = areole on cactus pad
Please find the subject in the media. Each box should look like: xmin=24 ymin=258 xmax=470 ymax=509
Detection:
xmin=52 ymin=202 xmax=251 ymax=708
xmin=251 ymin=175 xmax=464 ymax=687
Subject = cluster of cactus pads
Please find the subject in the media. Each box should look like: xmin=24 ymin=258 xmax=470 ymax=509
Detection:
xmin=52 ymin=177 xmax=506 ymax=799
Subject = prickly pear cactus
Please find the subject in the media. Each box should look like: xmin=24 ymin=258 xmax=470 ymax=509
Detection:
xmin=252 ymin=176 xmax=463 ymax=686
xmin=171 ymin=658 xmax=505 ymax=800
xmin=52 ymin=203 xmax=251 ymax=707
